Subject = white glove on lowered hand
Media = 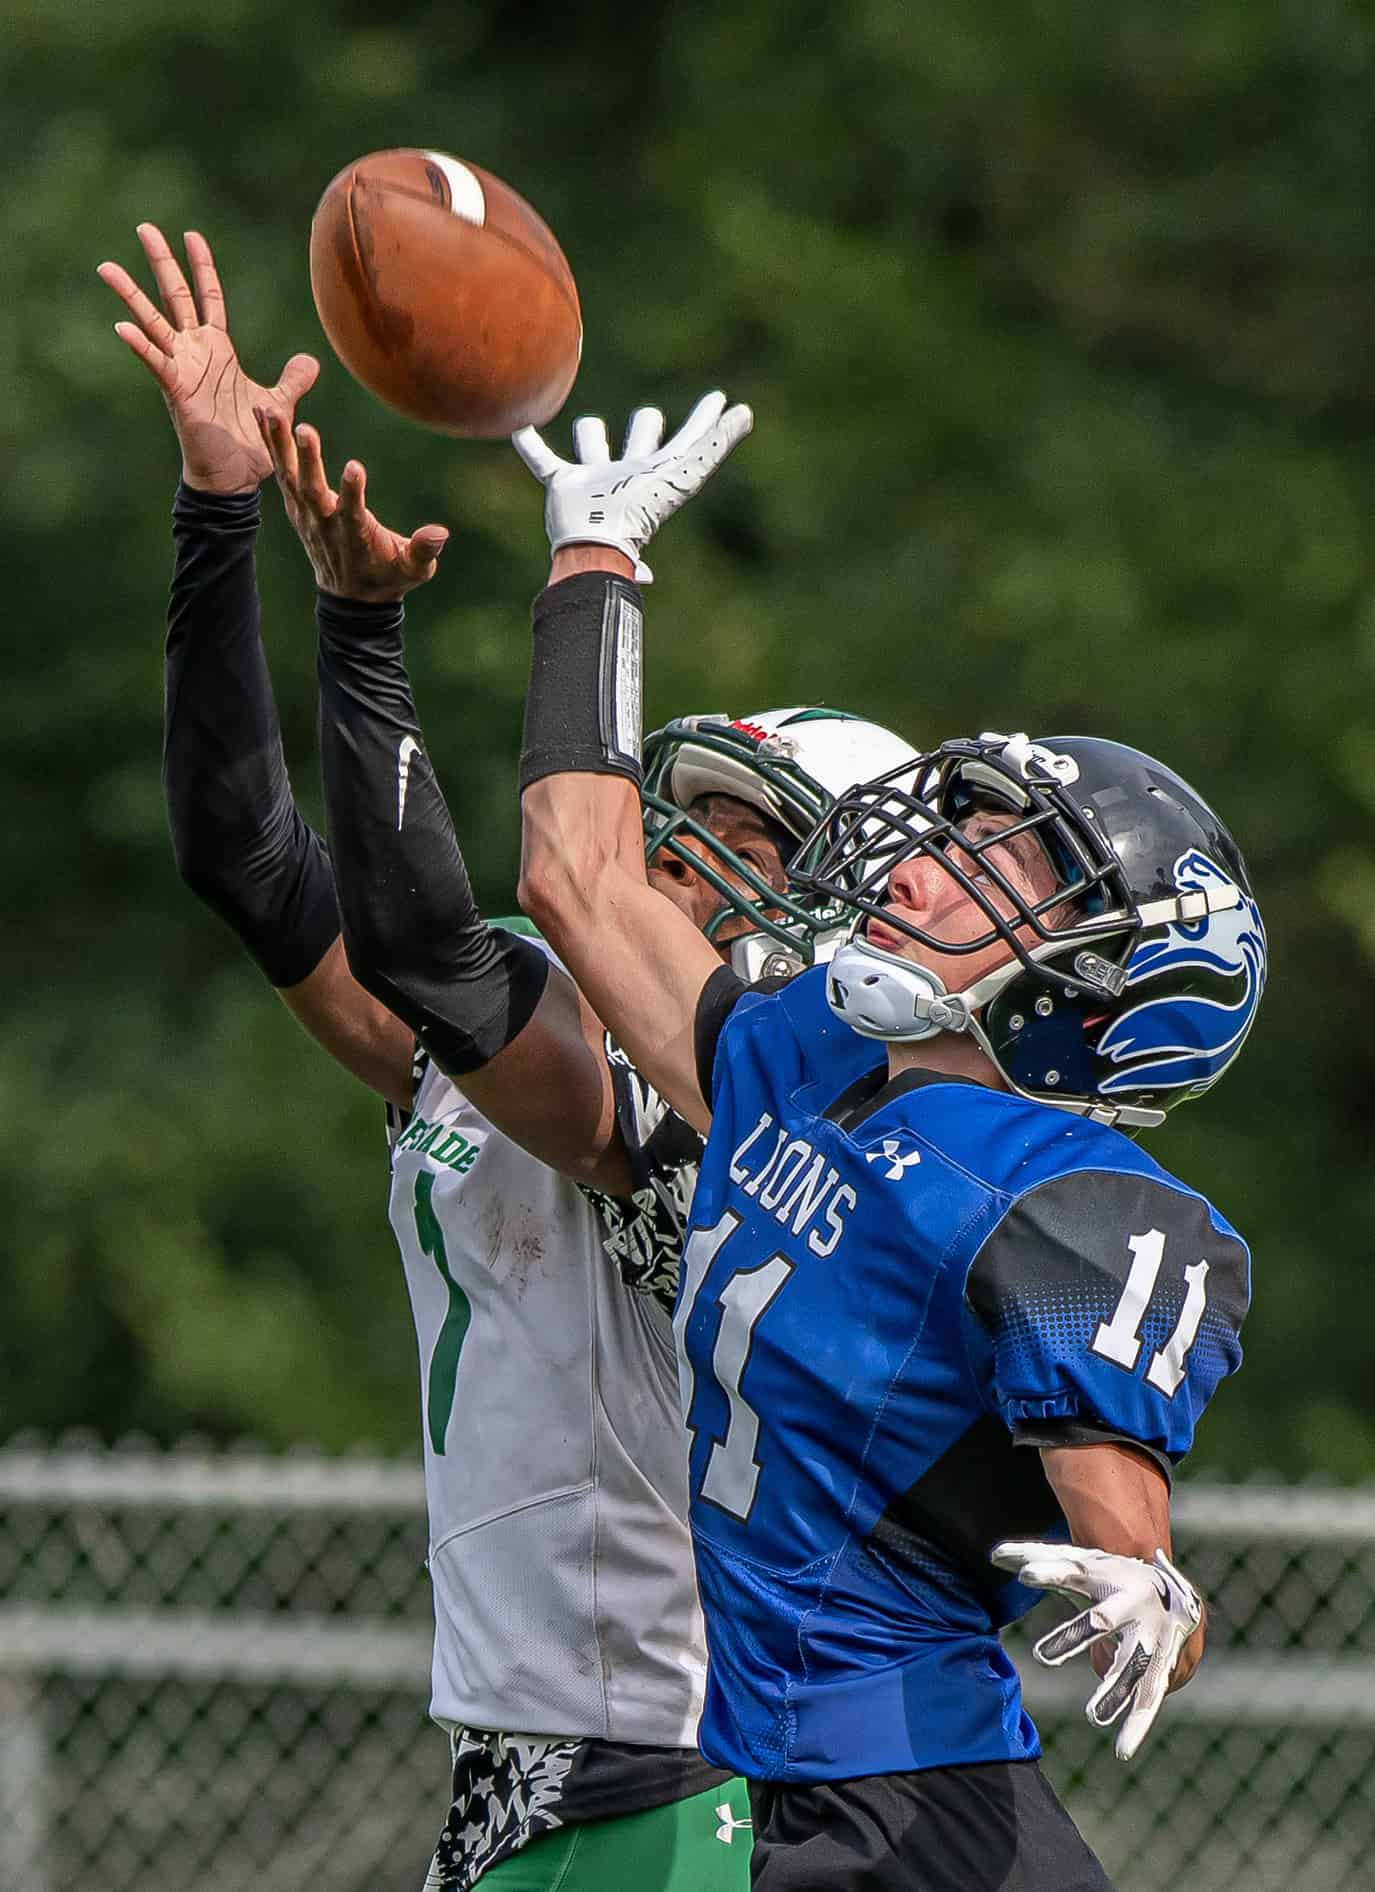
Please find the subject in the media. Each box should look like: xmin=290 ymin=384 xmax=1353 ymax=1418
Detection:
xmin=991 ymin=1540 xmax=1203 ymax=1762
xmin=512 ymin=391 xmax=753 ymax=583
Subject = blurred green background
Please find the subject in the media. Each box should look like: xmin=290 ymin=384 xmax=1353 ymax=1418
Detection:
xmin=4 ymin=0 xmax=1372 ymax=1476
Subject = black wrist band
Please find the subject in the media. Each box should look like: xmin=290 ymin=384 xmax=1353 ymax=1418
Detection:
xmin=172 ymin=481 xmax=261 ymax=528
xmin=519 ymin=573 xmax=644 ymax=792
xmin=315 ymin=591 xmax=406 ymax=636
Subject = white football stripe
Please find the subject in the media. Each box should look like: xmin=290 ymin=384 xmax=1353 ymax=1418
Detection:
xmin=424 ymin=152 xmax=485 ymax=226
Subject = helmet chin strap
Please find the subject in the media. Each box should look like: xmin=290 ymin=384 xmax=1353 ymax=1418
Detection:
xmin=826 ymin=940 xmax=973 ymax=1042
xmin=824 ymin=938 xmax=1055 ymax=1044
xmin=826 ymin=939 xmax=1167 ymax=1129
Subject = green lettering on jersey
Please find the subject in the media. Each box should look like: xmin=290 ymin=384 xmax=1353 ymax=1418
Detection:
xmin=431 ymin=1129 xmax=470 ymax=1166
xmin=397 ymin=1114 xmax=485 ymax=1174
xmin=414 ymin=1170 xmax=472 ymax=1456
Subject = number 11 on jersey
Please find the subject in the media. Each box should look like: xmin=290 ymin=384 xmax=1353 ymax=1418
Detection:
xmin=1090 ymin=1227 xmax=1210 ymax=1397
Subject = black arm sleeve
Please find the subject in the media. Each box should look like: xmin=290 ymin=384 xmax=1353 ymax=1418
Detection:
xmin=315 ymin=592 xmax=548 ymax=1074
xmin=163 ymin=483 xmax=340 ymax=987
xmin=693 ymin=965 xmax=749 ymax=1102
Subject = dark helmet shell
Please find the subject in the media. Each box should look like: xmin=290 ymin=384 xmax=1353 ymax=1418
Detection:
xmin=792 ymin=732 xmax=1266 ymax=1127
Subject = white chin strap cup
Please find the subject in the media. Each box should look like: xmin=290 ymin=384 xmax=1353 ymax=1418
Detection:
xmin=825 ymin=941 xmax=972 ymax=1043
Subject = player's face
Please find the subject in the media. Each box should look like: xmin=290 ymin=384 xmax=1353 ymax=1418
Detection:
xmin=868 ymin=805 xmax=1069 ymax=990
xmin=648 ymin=796 xmax=788 ymax=950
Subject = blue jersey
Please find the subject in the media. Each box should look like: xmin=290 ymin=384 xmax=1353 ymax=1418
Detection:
xmin=679 ymin=967 xmax=1249 ymax=1781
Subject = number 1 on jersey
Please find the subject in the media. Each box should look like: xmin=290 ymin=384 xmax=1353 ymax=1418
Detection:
xmin=414 ymin=1171 xmax=471 ymax=1455
xmin=677 ymin=1213 xmax=793 ymax=1522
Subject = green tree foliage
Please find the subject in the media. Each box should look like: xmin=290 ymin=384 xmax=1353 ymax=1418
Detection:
xmin=4 ymin=0 xmax=1373 ymax=1473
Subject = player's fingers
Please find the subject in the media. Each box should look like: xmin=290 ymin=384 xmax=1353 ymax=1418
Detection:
xmin=1041 ymin=1575 xmax=1151 ymax=1668
xmin=992 ymin=1544 xmax=1092 ymax=1594
xmin=136 ymin=223 xmax=199 ymax=330
xmin=1033 ymin=1605 xmax=1118 ymax=1668
xmin=111 ymin=319 xmax=177 ymax=388
xmin=295 ymin=425 xmax=336 ymax=514
xmin=96 ymin=262 xmax=178 ymax=353
xmin=182 ymin=230 xmax=228 ymax=330
xmin=662 ymin=390 xmax=727 ymax=456
xmin=1085 ymin=1636 xmax=1148 ymax=1727
xmin=1022 ymin=1561 xmax=1104 ymax=1601
xmin=1113 ymin=1648 xmax=1173 ymax=1761
xmin=677 ymin=402 xmax=755 ymax=493
xmin=404 ymin=524 xmax=450 ymax=576
xmin=571 ymin=415 xmax=611 ymax=466
xmin=337 ymin=458 xmax=368 ymax=524
xmin=714 ymin=401 xmax=754 ymax=458
xmin=991 ymin=1539 xmax=1067 ymax=1573
xmin=511 ymin=425 xmax=563 ymax=482
xmin=256 ymin=405 xmax=300 ymax=491
xmin=274 ymin=352 xmax=321 ymax=410
xmin=622 ymin=405 xmax=665 ymax=460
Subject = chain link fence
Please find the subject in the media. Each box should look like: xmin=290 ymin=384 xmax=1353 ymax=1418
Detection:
xmin=2 ymin=1440 xmax=1372 ymax=1892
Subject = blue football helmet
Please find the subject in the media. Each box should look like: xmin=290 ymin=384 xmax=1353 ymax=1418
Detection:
xmin=791 ymin=732 xmax=1266 ymax=1129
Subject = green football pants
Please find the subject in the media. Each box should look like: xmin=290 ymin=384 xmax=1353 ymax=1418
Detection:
xmin=477 ymin=1777 xmax=753 ymax=1891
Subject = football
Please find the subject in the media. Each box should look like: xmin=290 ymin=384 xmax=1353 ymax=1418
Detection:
xmin=309 ymin=149 xmax=582 ymax=438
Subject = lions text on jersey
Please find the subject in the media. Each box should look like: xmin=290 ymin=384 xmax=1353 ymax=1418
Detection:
xmin=680 ymin=966 xmax=1249 ymax=1781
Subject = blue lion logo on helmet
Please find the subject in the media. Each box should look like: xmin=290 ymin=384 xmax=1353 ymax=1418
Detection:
xmin=1096 ymin=850 xmax=1266 ymax=1099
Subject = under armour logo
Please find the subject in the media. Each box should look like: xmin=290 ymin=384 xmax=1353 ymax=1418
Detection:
xmin=715 ymin=1804 xmax=753 ymax=1845
xmin=866 ymin=1139 xmax=922 ymax=1180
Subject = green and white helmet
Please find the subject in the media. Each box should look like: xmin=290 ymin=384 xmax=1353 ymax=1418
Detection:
xmin=641 ymin=707 xmax=920 ymax=978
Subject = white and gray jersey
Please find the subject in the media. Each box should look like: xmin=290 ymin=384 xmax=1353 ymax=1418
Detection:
xmin=387 ymin=1041 xmax=703 ymax=1748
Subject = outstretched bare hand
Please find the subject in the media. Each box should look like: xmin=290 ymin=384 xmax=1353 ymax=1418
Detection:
xmin=256 ymin=409 xmax=449 ymax=603
xmin=98 ymin=224 xmax=318 ymax=495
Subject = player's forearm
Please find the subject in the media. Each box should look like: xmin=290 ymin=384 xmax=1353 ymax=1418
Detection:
xmin=519 ymin=768 xmax=646 ymax=918
xmin=517 ymin=572 xmax=721 ymax=1129
xmin=1040 ymin=1441 xmax=1173 ymax=1561
xmin=521 ymin=782 xmax=715 ymax=1131
xmin=1041 ymin=1439 xmax=1205 ymax=1690
xmin=315 ymin=593 xmax=549 ymax=1073
xmin=163 ymin=483 xmax=339 ymax=986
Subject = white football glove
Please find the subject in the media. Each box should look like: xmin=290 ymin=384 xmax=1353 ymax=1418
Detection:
xmin=512 ymin=391 xmax=753 ymax=583
xmin=991 ymin=1539 xmax=1203 ymax=1762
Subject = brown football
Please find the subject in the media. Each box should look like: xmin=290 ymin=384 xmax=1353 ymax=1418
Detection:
xmin=309 ymin=149 xmax=582 ymax=438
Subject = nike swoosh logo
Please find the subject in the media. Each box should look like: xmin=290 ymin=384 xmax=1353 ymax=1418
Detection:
xmin=396 ymin=736 xmax=421 ymax=830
